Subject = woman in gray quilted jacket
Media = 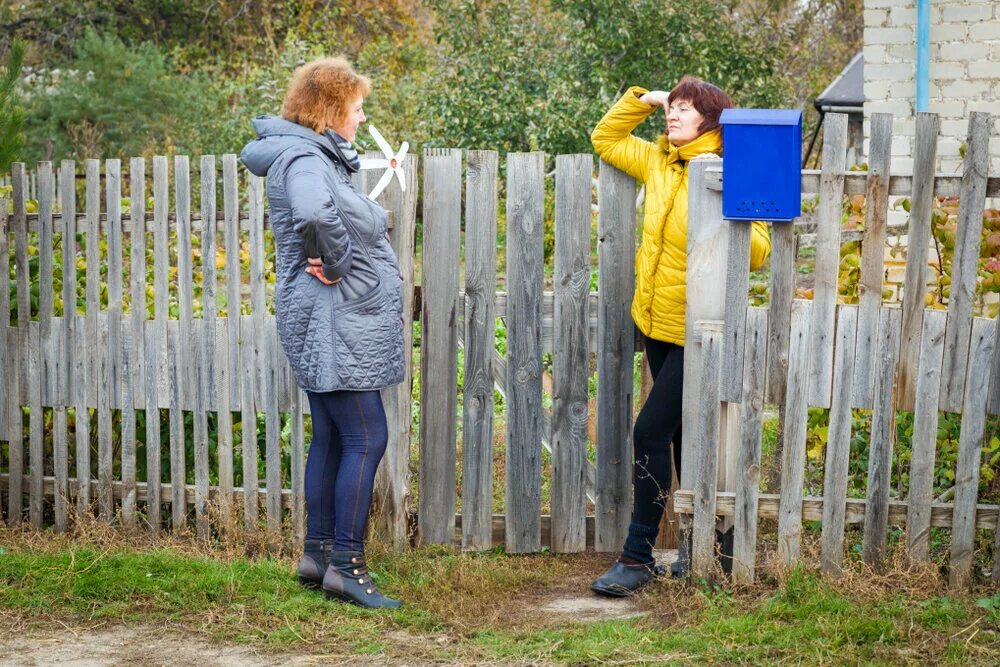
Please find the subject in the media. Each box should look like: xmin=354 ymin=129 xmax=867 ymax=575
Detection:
xmin=241 ymin=57 xmax=404 ymax=609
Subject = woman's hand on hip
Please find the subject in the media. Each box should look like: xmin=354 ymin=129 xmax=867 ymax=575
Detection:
xmin=305 ymin=256 xmax=341 ymax=285
xmin=639 ymin=90 xmax=670 ymax=108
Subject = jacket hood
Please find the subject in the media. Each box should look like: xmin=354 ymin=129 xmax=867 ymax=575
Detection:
xmin=240 ymin=115 xmax=360 ymax=177
xmin=655 ymin=128 xmax=723 ymax=166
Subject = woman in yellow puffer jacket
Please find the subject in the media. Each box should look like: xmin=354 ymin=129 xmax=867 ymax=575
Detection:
xmin=590 ymin=76 xmax=771 ymax=597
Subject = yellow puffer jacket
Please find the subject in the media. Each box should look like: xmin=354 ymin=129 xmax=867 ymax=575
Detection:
xmin=591 ymin=86 xmax=772 ymax=345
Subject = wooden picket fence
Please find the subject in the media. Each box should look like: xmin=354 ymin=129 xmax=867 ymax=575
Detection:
xmin=672 ymin=111 xmax=1000 ymax=588
xmin=2 ymin=111 xmax=999 ymax=589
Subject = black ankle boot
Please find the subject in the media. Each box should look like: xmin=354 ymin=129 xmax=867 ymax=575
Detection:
xmin=297 ymin=539 xmax=334 ymax=589
xmin=591 ymin=558 xmax=665 ymax=597
xmin=322 ymin=551 xmax=402 ymax=609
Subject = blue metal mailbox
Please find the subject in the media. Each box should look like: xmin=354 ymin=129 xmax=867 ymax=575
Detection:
xmin=719 ymin=109 xmax=803 ymax=222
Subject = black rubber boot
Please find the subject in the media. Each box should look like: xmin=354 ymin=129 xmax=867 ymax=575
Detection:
xmin=297 ymin=539 xmax=334 ymax=589
xmin=323 ymin=551 xmax=402 ymax=609
xmin=591 ymin=559 xmax=666 ymax=597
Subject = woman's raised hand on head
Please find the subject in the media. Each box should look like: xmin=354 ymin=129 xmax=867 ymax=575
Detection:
xmin=638 ymin=90 xmax=670 ymax=108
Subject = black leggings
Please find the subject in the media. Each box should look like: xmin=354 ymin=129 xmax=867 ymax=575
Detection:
xmin=631 ymin=336 xmax=684 ymax=528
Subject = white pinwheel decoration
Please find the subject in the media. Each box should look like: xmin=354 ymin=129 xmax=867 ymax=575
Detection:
xmin=359 ymin=125 xmax=409 ymax=201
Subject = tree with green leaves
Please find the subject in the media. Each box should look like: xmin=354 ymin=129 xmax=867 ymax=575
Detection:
xmin=0 ymin=39 xmax=25 ymax=173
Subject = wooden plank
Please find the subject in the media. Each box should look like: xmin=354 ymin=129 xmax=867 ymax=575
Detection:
xmin=721 ymin=219 xmax=751 ymax=403
xmin=807 ymin=112 xmax=848 ymax=408
xmin=418 ymin=148 xmax=462 ymax=545
xmin=195 ymin=155 xmax=216 ymax=539
xmin=240 ymin=314 xmax=259 ymax=532
xmin=862 ymin=306 xmax=902 ymax=569
xmin=852 ymin=113 xmax=893 ymax=409
xmin=222 ymin=155 xmax=242 ymax=415
xmin=215 ymin=317 xmax=234 ymax=533
xmin=777 ymin=299 xmax=812 ymax=567
xmin=9 ymin=163 xmax=28 ymax=524
xmin=55 ymin=161 xmax=75 ymax=531
xmin=147 ymin=155 xmax=170 ymax=533
xmin=461 ymin=150 xmax=498 ymax=551
xmin=28 ymin=164 xmax=53 ymax=527
xmin=106 ymin=159 xmax=126 ymax=525
xmin=550 ymin=153 xmax=591 ymax=554
xmin=595 ymin=159 xmax=636 ymax=552
xmin=691 ymin=327 xmax=723 ymax=580
xmin=124 ymin=157 xmax=146 ymax=531
xmin=905 ymin=309 xmax=947 ymax=561
xmin=263 ymin=323 xmax=282 ymax=534
xmin=991 ymin=314 xmax=1000 ymax=417
xmin=374 ymin=152 xmax=418 ymax=549
xmin=168 ymin=157 xmax=190 ymax=534
xmin=248 ymin=175 xmax=265 ymax=317
xmin=673 ymin=490 xmax=999 ymax=530
xmin=37 ymin=163 xmax=55 ymax=405
xmin=732 ymin=307 xmax=768 ymax=584
xmin=764 ymin=223 xmax=795 ymax=404
xmin=0 ymin=192 xmax=8 ymax=524
xmin=819 ymin=305 xmax=859 ymax=575
xmin=948 ymin=317 xmax=996 ymax=589
xmin=897 ymin=114 xmax=939 ymax=411
xmin=939 ymin=113 xmax=992 ymax=414
xmin=289 ymin=369 xmax=305 ymax=546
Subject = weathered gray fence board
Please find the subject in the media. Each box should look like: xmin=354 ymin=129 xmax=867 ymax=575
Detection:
xmin=108 ymin=159 xmax=131 ymax=526
xmin=721 ymin=218 xmax=751 ymax=403
xmin=808 ymin=113 xmax=847 ymax=408
xmin=374 ymin=152 xmax=418 ymax=549
xmin=418 ymin=148 xmax=462 ymax=545
xmin=263 ymin=324 xmax=282 ymax=534
xmin=939 ymin=113 xmax=991 ymax=414
xmin=505 ymin=151 xmax=545 ymax=554
xmin=897 ymin=113 xmax=939 ymax=411
xmin=550 ymin=153 xmax=592 ymax=554
xmin=691 ymin=328 xmax=723 ymax=580
xmin=852 ymin=113 xmax=892 ymax=409
xmin=862 ymin=307 xmax=902 ymax=569
xmin=215 ymin=317 xmax=234 ymax=532
xmin=125 ymin=157 xmax=146 ymax=531
xmin=461 ymin=150 xmax=498 ymax=551
xmin=29 ymin=164 xmax=52 ymax=527
xmin=905 ymin=309 xmax=947 ymax=561
xmin=820 ymin=305 xmax=859 ymax=575
xmin=147 ymin=155 xmax=169 ymax=533
xmin=222 ymin=155 xmax=243 ymax=413
xmin=195 ymin=155 xmax=216 ymax=539
xmin=8 ymin=163 xmax=28 ymax=524
xmin=777 ymin=299 xmax=812 ymax=567
xmin=0 ymin=194 xmax=8 ymax=520
xmin=168 ymin=322 xmax=186 ymax=533
xmin=595 ymin=159 xmax=636 ymax=552
xmin=764 ymin=222 xmax=795 ymax=404
xmin=948 ymin=317 xmax=996 ymax=589
xmin=289 ymin=368 xmax=305 ymax=545
xmin=733 ymin=307 xmax=768 ymax=584
xmin=240 ymin=314 xmax=259 ymax=531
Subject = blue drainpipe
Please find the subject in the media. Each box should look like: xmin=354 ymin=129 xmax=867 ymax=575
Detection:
xmin=916 ymin=0 xmax=930 ymax=112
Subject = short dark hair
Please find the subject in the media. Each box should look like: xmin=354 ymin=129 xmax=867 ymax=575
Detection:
xmin=669 ymin=75 xmax=734 ymax=135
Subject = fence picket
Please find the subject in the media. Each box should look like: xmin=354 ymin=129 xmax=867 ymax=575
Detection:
xmin=550 ymin=153 xmax=592 ymax=554
xmin=819 ymin=305 xmax=858 ymax=575
xmin=30 ymin=163 xmax=54 ymax=527
xmin=764 ymin=223 xmax=795 ymax=406
xmin=9 ymin=163 xmax=29 ymax=524
xmin=853 ymin=113 xmax=893 ymax=409
xmin=721 ymin=218 xmax=751 ymax=403
xmin=595 ymin=159 xmax=636 ymax=552
xmin=148 ymin=156 xmax=169 ymax=533
xmin=898 ymin=114 xmax=939 ymax=410
xmin=948 ymin=317 xmax=996 ymax=589
xmin=691 ymin=327 xmax=723 ymax=580
xmin=55 ymin=161 xmax=76 ymax=530
xmin=462 ymin=150 xmax=498 ymax=551
xmin=905 ymin=309 xmax=947 ymax=561
xmin=418 ymin=149 xmax=462 ymax=545
xmin=196 ymin=155 xmax=216 ymax=539
xmin=777 ymin=299 xmax=812 ymax=567
xmin=240 ymin=314 xmax=259 ymax=532
xmin=732 ymin=307 xmax=768 ymax=584
xmin=940 ymin=113 xmax=992 ymax=413
xmin=808 ymin=113 xmax=847 ymax=408
xmin=0 ymin=192 xmax=8 ymax=524
xmin=861 ymin=307 xmax=902 ymax=568
xmin=106 ymin=159 xmax=127 ymax=525
xmin=125 ymin=158 xmax=146 ymax=531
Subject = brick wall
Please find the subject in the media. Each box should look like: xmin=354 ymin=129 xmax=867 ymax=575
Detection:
xmin=864 ymin=0 xmax=1000 ymax=174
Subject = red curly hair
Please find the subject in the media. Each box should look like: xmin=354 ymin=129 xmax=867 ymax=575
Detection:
xmin=281 ymin=57 xmax=371 ymax=133
xmin=669 ymin=75 xmax=733 ymax=134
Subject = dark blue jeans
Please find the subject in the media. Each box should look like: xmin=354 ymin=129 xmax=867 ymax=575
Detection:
xmin=305 ymin=390 xmax=388 ymax=551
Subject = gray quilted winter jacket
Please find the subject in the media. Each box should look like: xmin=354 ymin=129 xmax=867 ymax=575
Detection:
xmin=240 ymin=116 xmax=404 ymax=392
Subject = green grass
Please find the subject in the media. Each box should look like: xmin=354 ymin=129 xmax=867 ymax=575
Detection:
xmin=2 ymin=532 xmax=999 ymax=664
